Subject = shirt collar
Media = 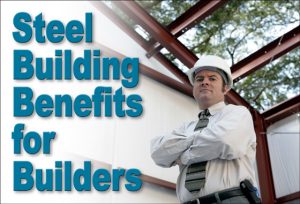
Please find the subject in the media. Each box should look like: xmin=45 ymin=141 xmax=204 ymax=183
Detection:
xmin=199 ymin=101 xmax=226 ymax=116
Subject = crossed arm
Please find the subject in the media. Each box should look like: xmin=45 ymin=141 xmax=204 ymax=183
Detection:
xmin=150 ymin=123 xmax=194 ymax=167
xmin=150 ymin=106 xmax=256 ymax=167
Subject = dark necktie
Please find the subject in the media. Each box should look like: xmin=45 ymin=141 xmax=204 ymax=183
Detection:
xmin=194 ymin=109 xmax=211 ymax=131
xmin=185 ymin=109 xmax=210 ymax=192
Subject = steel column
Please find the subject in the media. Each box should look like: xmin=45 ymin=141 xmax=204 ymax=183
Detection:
xmin=253 ymin=111 xmax=276 ymax=204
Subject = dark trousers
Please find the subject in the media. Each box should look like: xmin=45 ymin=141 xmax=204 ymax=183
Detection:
xmin=184 ymin=187 xmax=251 ymax=204
xmin=214 ymin=195 xmax=249 ymax=204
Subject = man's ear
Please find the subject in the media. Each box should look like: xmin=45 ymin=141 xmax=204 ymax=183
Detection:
xmin=223 ymin=85 xmax=230 ymax=94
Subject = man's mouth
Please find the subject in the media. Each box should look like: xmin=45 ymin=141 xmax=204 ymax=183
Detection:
xmin=200 ymin=89 xmax=211 ymax=92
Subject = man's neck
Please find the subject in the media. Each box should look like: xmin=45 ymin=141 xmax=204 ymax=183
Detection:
xmin=198 ymin=99 xmax=225 ymax=110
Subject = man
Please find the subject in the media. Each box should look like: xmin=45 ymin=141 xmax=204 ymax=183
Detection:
xmin=151 ymin=55 xmax=261 ymax=203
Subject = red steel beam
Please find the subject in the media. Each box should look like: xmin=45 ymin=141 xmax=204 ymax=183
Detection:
xmin=147 ymin=0 xmax=229 ymax=57
xmin=91 ymin=1 xmax=191 ymax=85
xmin=139 ymin=62 xmax=193 ymax=97
xmin=71 ymin=153 xmax=176 ymax=190
xmin=253 ymin=111 xmax=277 ymax=204
xmin=262 ymin=94 xmax=300 ymax=127
xmin=231 ymin=26 xmax=300 ymax=82
xmin=112 ymin=1 xmax=198 ymax=68
xmin=225 ymin=89 xmax=254 ymax=109
xmin=92 ymin=41 xmax=194 ymax=98
xmin=168 ymin=0 xmax=228 ymax=37
xmin=153 ymin=53 xmax=191 ymax=85
xmin=141 ymin=174 xmax=176 ymax=190
xmin=90 ymin=2 xmax=148 ymax=48
xmin=276 ymin=191 xmax=300 ymax=204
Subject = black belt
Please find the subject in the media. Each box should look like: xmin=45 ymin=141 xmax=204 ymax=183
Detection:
xmin=184 ymin=187 xmax=244 ymax=204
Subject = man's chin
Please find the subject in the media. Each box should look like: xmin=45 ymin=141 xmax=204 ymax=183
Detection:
xmin=199 ymin=93 xmax=211 ymax=99
xmin=197 ymin=96 xmax=211 ymax=103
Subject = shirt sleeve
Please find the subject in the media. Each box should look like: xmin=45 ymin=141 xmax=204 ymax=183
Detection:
xmin=180 ymin=106 xmax=256 ymax=165
xmin=150 ymin=123 xmax=194 ymax=168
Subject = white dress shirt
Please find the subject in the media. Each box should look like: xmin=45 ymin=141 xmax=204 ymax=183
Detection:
xmin=150 ymin=102 xmax=258 ymax=203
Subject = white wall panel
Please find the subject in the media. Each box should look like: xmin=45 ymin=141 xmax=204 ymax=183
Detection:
xmin=267 ymin=113 xmax=300 ymax=198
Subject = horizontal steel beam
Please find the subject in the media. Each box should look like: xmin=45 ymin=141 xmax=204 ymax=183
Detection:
xmin=276 ymin=191 xmax=300 ymax=204
xmin=168 ymin=0 xmax=229 ymax=37
xmin=146 ymin=0 xmax=229 ymax=57
xmin=140 ymin=174 xmax=176 ymax=190
xmin=70 ymin=153 xmax=176 ymax=190
xmin=262 ymin=94 xmax=300 ymax=127
xmin=113 ymin=1 xmax=198 ymax=68
xmin=232 ymin=26 xmax=300 ymax=82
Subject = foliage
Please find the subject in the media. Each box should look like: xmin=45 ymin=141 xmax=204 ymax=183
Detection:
xmin=138 ymin=0 xmax=198 ymax=25
xmin=235 ymin=48 xmax=300 ymax=111
xmin=137 ymin=0 xmax=300 ymax=111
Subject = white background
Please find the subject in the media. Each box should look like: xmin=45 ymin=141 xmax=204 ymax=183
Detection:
xmin=1 ymin=1 xmax=198 ymax=203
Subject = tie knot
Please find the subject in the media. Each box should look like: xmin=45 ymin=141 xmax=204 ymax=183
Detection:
xmin=195 ymin=109 xmax=210 ymax=131
xmin=199 ymin=109 xmax=210 ymax=119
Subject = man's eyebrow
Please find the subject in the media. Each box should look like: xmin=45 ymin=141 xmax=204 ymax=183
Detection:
xmin=195 ymin=74 xmax=219 ymax=78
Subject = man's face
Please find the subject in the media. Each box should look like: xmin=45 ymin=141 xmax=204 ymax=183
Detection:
xmin=193 ymin=69 xmax=229 ymax=109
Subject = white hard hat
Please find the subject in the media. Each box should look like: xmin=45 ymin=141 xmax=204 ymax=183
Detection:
xmin=186 ymin=55 xmax=233 ymax=89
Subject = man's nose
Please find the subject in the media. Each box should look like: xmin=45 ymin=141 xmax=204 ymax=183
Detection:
xmin=201 ymin=78 xmax=210 ymax=86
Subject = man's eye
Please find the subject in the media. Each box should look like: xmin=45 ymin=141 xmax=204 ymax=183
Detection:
xmin=209 ymin=78 xmax=216 ymax=81
xmin=195 ymin=78 xmax=203 ymax=82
